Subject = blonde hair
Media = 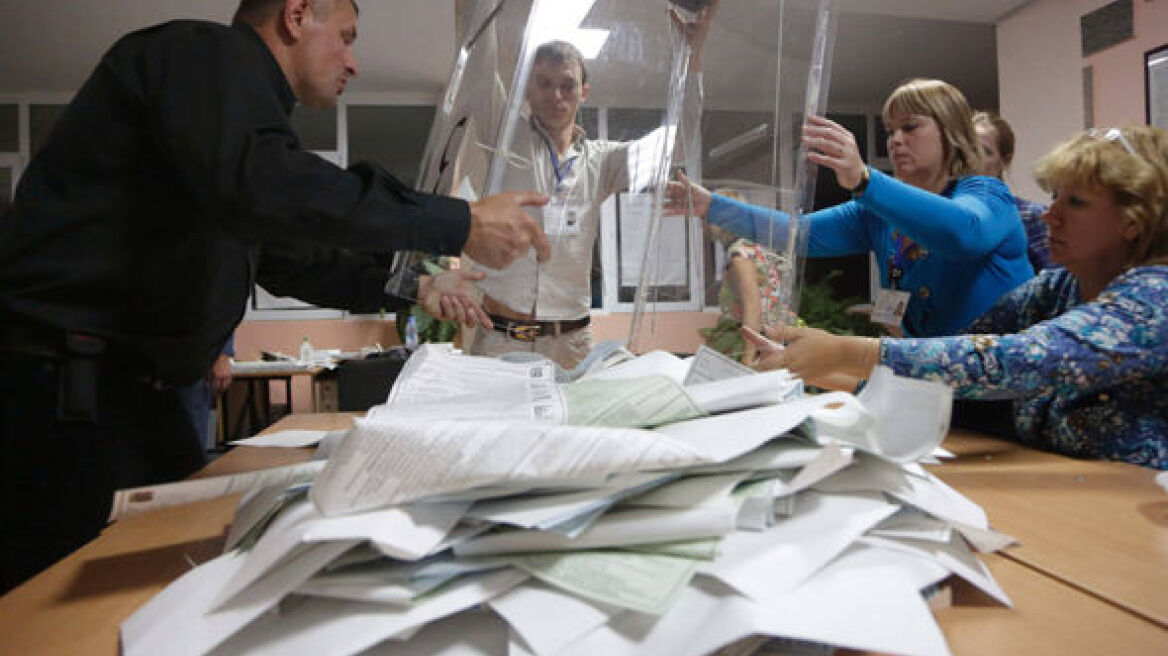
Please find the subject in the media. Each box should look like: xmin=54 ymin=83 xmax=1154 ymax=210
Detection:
xmin=882 ymin=79 xmax=982 ymax=179
xmin=1035 ymin=126 xmax=1168 ymax=266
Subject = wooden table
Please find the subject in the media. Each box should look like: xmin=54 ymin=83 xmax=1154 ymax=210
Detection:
xmin=1 ymin=415 xmax=1165 ymax=655
xmin=933 ymin=430 xmax=1168 ymax=629
xmin=218 ymin=363 xmax=324 ymax=444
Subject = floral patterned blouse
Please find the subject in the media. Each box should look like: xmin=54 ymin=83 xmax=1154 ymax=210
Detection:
xmin=718 ymin=239 xmax=786 ymax=326
xmin=880 ymin=266 xmax=1168 ymax=469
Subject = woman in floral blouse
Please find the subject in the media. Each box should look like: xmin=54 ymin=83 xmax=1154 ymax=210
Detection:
xmin=747 ymin=126 xmax=1168 ymax=469
xmin=701 ymin=232 xmax=788 ymax=364
xmin=700 ymin=189 xmax=789 ymax=364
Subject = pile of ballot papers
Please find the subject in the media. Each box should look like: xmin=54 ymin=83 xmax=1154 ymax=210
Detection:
xmin=119 ymin=344 xmax=1015 ymax=656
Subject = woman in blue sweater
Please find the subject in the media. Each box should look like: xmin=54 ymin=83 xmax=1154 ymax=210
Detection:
xmin=667 ymin=79 xmax=1034 ymax=337
xmin=747 ymin=126 xmax=1168 ymax=470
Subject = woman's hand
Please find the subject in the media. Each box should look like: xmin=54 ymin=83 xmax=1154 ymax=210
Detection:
xmin=419 ymin=270 xmax=492 ymax=328
xmin=802 ymin=115 xmax=867 ymax=192
xmin=670 ymin=0 xmax=720 ymax=69
xmin=664 ymin=170 xmax=713 ymax=219
xmin=743 ymin=324 xmax=879 ymax=383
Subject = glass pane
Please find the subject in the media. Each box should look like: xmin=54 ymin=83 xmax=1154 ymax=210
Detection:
xmin=667 ymin=0 xmax=838 ymax=360
xmin=30 ymin=104 xmax=67 ymax=157
xmin=408 ymin=0 xmax=834 ymax=361
xmin=289 ymin=104 xmax=337 ymax=151
xmin=578 ymin=106 xmax=599 ymax=140
xmin=0 ymin=105 xmax=17 ymax=152
xmin=347 ymin=105 xmax=436 ymax=188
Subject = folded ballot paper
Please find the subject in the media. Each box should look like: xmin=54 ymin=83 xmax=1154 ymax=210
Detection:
xmin=121 ymin=344 xmax=1013 ymax=656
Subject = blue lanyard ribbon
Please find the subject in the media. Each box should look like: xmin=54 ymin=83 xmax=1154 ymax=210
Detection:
xmin=544 ymin=140 xmax=576 ymax=191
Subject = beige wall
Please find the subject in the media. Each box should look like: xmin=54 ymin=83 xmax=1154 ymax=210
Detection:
xmin=997 ymin=0 xmax=1168 ymax=202
xmin=235 ymin=312 xmax=719 ymax=412
xmin=1087 ymin=0 xmax=1168 ymax=126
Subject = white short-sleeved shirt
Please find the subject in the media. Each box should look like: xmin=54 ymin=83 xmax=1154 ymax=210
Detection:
xmin=471 ymin=117 xmax=629 ymax=320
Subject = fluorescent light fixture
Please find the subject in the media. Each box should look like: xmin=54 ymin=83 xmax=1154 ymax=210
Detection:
xmin=709 ymin=124 xmax=771 ymax=160
xmin=569 ymin=29 xmax=611 ymax=59
xmin=530 ymin=0 xmax=609 ymax=57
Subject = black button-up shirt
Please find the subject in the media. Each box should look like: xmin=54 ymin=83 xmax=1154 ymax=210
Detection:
xmin=0 ymin=21 xmax=470 ymax=384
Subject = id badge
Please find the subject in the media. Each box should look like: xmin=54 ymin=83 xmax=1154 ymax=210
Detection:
xmin=543 ymin=196 xmax=582 ymax=236
xmin=870 ymin=288 xmax=910 ymax=326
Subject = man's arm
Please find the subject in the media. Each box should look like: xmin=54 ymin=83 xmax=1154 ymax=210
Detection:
xmin=138 ymin=26 xmax=547 ymax=268
xmin=257 ymin=242 xmax=491 ymax=326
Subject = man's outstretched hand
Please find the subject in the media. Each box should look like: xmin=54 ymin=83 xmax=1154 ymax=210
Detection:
xmin=464 ymin=191 xmax=551 ymax=269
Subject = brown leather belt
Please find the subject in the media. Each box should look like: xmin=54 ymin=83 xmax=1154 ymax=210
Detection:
xmin=487 ymin=314 xmax=591 ymax=342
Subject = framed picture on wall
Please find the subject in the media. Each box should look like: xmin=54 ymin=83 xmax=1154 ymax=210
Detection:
xmin=1147 ymin=43 xmax=1168 ymax=130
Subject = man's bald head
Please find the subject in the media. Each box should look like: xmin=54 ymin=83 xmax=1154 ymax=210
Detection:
xmin=234 ymin=0 xmax=359 ymax=27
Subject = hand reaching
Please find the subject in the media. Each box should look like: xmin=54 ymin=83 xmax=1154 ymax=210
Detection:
xmin=669 ymin=0 xmax=721 ymax=68
xmin=664 ymin=170 xmax=713 ymax=219
xmin=419 ymin=269 xmax=492 ymax=328
xmin=802 ymin=115 xmax=867 ymax=192
xmin=743 ymin=324 xmax=879 ymax=384
xmin=465 ymin=191 xmax=550 ymax=269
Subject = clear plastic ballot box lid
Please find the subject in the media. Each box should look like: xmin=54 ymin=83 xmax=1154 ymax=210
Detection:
xmin=389 ymin=0 xmax=838 ymax=355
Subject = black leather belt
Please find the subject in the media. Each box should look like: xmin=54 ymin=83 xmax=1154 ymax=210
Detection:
xmin=0 ymin=323 xmax=103 ymax=359
xmin=487 ymin=314 xmax=591 ymax=342
xmin=0 ymin=322 xmax=168 ymax=390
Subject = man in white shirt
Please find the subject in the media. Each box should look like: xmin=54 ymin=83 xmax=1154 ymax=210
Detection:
xmin=468 ymin=3 xmax=716 ymax=369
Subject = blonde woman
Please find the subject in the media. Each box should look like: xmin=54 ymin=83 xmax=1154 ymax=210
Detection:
xmin=669 ymin=79 xmax=1034 ymax=338
xmin=748 ymin=126 xmax=1168 ymax=470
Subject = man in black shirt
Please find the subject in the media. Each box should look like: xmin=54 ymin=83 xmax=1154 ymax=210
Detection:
xmin=0 ymin=0 xmax=549 ymax=590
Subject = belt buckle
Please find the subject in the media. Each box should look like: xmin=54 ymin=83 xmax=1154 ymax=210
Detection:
xmin=507 ymin=322 xmax=539 ymax=342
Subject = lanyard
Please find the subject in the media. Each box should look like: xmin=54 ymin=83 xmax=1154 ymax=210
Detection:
xmin=888 ymin=232 xmax=907 ymax=290
xmin=543 ymin=140 xmax=576 ymax=192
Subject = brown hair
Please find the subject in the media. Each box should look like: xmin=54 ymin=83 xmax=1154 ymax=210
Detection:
xmin=1035 ymin=126 xmax=1168 ymax=266
xmin=533 ymin=41 xmax=588 ymax=85
xmin=972 ymin=110 xmax=1016 ymax=173
xmin=882 ymin=78 xmax=982 ymax=179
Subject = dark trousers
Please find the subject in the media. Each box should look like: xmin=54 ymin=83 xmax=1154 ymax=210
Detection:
xmin=0 ymin=352 xmax=205 ymax=592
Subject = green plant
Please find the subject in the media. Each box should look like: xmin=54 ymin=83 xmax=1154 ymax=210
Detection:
xmin=395 ymin=303 xmax=458 ymax=344
xmin=796 ymin=270 xmax=881 ymax=337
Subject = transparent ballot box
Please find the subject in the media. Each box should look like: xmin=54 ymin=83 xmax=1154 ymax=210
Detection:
xmin=394 ymin=0 xmax=838 ymax=363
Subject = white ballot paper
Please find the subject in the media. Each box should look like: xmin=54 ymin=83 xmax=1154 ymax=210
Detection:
xmin=371 ymin=344 xmax=564 ymax=424
xmin=229 ymin=429 xmax=341 ymax=448
xmin=122 ymin=540 xmax=357 ymax=656
xmin=490 ymin=580 xmax=621 ymax=656
xmin=213 ymin=498 xmax=468 ymax=610
xmin=562 ymin=376 xmax=704 ymax=428
xmin=810 ymin=366 xmax=951 ymax=463
xmin=454 ymin=506 xmax=739 ymax=557
xmin=550 ymin=551 xmax=950 ymax=656
xmin=208 ymin=569 xmax=528 ymax=656
xmin=701 ymin=491 xmax=899 ymax=599
xmin=583 ymin=350 xmax=691 ymax=385
xmin=310 ymin=418 xmax=705 ymax=516
xmin=682 ymin=345 xmax=755 ymax=386
xmin=684 ymin=370 xmax=802 ymax=415
xmin=508 ymin=550 xmax=698 ymax=615
xmin=361 ymin=608 xmax=510 ymax=656
xmin=109 ymin=460 xmax=326 ymax=522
